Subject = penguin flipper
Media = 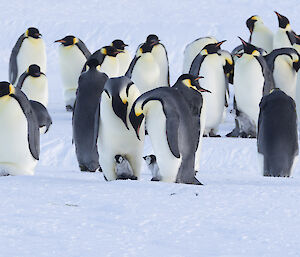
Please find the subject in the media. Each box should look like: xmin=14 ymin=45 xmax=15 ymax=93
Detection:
xmin=15 ymin=71 xmax=29 ymax=89
xmin=255 ymin=55 xmax=275 ymax=95
xmin=76 ymin=40 xmax=91 ymax=59
xmin=161 ymin=44 xmax=170 ymax=86
xmin=11 ymin=89 xmax=40 ymax=160
xmin=93 ymin=102 xmax=100 ymax=150
xmin=9 ymin=34 xmax=26 ymax=84
xmin=125 ymin=56 xmax=141 ymax=78
xmin=287 ymin=31 xmax=297 ymax=46
xmin=189 ymin=53 xmax=205 ymax=77
xmin=165 ymin=110 xmax=180 ymax=158
xmin=29 ymin=100 xmax=52 ymax=133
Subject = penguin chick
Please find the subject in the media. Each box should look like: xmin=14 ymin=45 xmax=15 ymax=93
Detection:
xmin=143 ymin=154 xmax=161 ymax=181
xmin=115 ymin=155 xmax=137 ymax=180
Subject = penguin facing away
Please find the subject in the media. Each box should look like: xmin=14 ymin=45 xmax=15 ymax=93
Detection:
xmin=257 ymin=89 xmax=298 ymax=177
xmin=143 ymin=155 xmax=161 ymax=181
xmin=111 ymin=39 xmax=131 ymax=76
xmin=129 ymin=86 xmax=203 ymax=185
xmin=182 ymin=36 xmax=218 ymax=73
xmin=98 ymin=76 xmax=144 ymax=181
xmin=16 ymin=64 xmax=48 ymax=107
xmin=73 ymin=58 xmax=108 ymax=172
xmin=114 ymin=155 xmax=137 ymax=180
xmin=229 ymin=37 xmax=275 ymax=138
xmin=54 ymin=35 xmax=91 ymax=111
xmin=0 ymin=82 xmax=40 ymax=176
xmin=9 ymin=27 xmax=46 ymax=85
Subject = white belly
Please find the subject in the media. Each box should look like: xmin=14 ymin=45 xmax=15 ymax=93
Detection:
xmin=234 ymin=56 xmax=264 ymax=127
xmin=199 ymin=56 xmax=226 ymax=132
xmin=273 ymin=57 xmax=297 ymax=100
xmin=273 ymin=29 xmax=292 ymax=49
xmin=58 ymin=45 xmax=87 ymax=106
xmin=182 ymin=37 xmax=217 ymax=73
xmin=16 ymin=38 xmax=46 ymax=84
xmin=251 ymin=27 xmax=273 ymax=53
xmin=99 ymin=56 xmax=119 ymax=78
xmin=21 ymin=75 xmax=48 ymax=106
xmin=98 ymin=97 xmax=144 ymax=181
xmin=117 ymin=50 xmax=131 ymax=76
xmin=0 ymin=97 xmax=37 ymax=175
xmin=131 ymin=54 xmax=160 ymax=94
xmin=152 ymin=45 xmax=169 ymax=87
xmin=146 ymin=101 xmax=181 ymax=182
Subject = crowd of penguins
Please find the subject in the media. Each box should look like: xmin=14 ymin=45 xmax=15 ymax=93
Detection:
xmin=1 ymin=11 xmax=300 ymax=184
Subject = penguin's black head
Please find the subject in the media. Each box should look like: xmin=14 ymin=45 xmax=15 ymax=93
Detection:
xmin=143 ymin=155 xmax=156 ymax=164
xmin=54 ymin=35 xmax=77 ymax=46
xmin=115 ymin=155 xmax=124 ymax=164
xmin=246 ymin=15 xmax=259 ymax=33
xmin=177 ymin=74 xmax=211 ymax=93
xmin=201 ymin=41 xmax=226 ymax=55
xmin=140 ymin=43 xmax=154 ymax=53
xmin=27 ymin=64 xmax=41 ymax=77
xmin=111 ymin=39 xmax=128 ymax=51
xmin=146 ymin=34 xmax=160 ymax=46
xmin=26 ymin=27 xmax=41 ymax=39
xmin=275 ymin=11 xmax=290 ymax=29
xmin=101 ymin=46 xmax=122 ymax=57
xmin=238 ymin=37 xmax=261 ymax=56
xmin=86 ymin=58 xmax=100 ymax=69
xmin=0 ymin=82 xmax=14 ymax=97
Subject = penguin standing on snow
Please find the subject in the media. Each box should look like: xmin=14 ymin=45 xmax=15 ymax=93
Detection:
xmin=129 ymin=86 xmax=203 ymax=185
xmin=257 ymin=89 xmax=298 ymax=177
xmin=98 ymin=77 xmax=144 ymax=181
xmin=0 ymin=82 xmax=40 ymax=176
xmin=72 ymin=58 xmax=108 ymax=172
xmin=55 ymin=35 xmax=91 ymax=111
xmin=182 ymin=36 xmax=218 ymax=73
xmin=265 ymin=48 xmax=300 ymax=100
xmin=273 ymin=11 xmax=296 ymax=49
xmin=143 ymin=155 xmax=161 ymax=181
xmin=84 ymin=46 xmax=121 ymax=78
xmin=16 ymin=64 xmax=48 ymax=107
xmin=9 ymin=27 xmax=46 ymax=85
xmin=189 ymin=41 xmax=233 ymax=137
xmin=114 ymin=155 xmax=137 ymax=180
xmin=111 ymin=39 xmax=131 ymax=76
xmin=228 ymin=37 xmax=275 ymax=138
xmin=127 ymin=42 xmax=160 ymax=94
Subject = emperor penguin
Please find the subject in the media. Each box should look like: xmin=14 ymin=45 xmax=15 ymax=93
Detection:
xmin=257 ymin=89 xmax=298 ymax=177
xmin=72 ymin=58 xmax=108 ymax=172
xmin=230 ymin=37 xmax=275 ymax=138
xmin=129 ymin=87 xmax=203 ymax=185
xmin=172 ymin=74 xmax=211 ymax=171
xmin=126 ymin=42 xmax=160 ymax=94
xmin=189 ymin=41 xmax=234 ymax=137
xmin=9 ymin=27 xmax=46 ymax=85
xmin=0 ymin=82 xmax=40 ymax=176
xmin=54 ymin=35 xmax=91 ymax=111
xmin=143 ymin=155 xmax=161 ymax=181
xmin=84 ymin=46 xmax=121 ymax=78
xmin=182 ymin=36 xmax=218 ymax=73
xmin=111 ymin=39 xmax=131 ymax=76
xmin=265 ymin=48 xmax=300 ymax=100
xmin=246 ymin=15 xmax=273 ymax=53
xmin=114 ymin=155 xmax=137 ymax=180
xmin=16 ymin=64 xmax=48 ymax=107
xmin=97 ymin=76 xmax=144 ymax=181
xmin=273 ymin=11 xmax=296 ymax=49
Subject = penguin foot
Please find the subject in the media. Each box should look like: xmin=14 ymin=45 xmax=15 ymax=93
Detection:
xmin=79 ymin=165 xmax=96 ymax=172
xmin=151 ymin=177 xmax=160 ymax=181
xmin=66 ymin=105 xmax=73 ymax=112
xmin=209 ymin=131 xmax=221 ymax=137
xmin=117 ymin=173 xmax=137 ymax=180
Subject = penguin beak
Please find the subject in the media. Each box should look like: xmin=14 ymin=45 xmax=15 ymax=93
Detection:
xmin=194 ymin=76 xmax=204 ymax=81
xmin=150 ymin=40 xmax=160 ymax=46
xmin=198 ymin=87 xmax=211 ymax=93
xmin=274 ymin=11 xmax=282 ymax=19
xmin=34 ymin=33 xmax=42 ymax=38
xmin=143 ymin=156 xmax=147 ymax=160
xmin=112 ymin=96 xmax=129 ymax=130
xmin=216 ymin=40 xmax=226 ymax=47
xmin=238 ymin=37 xmax=247 ymax=46
xmin=129 ymin=107 xmax=144 ymax=140
xmin=123 ymin=44 xmax=128 ymax=47
xmin=54 ymin=39 xmax=66 ymax=43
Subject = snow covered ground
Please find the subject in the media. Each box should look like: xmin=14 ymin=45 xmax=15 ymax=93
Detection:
xmin=1 ymin=0 xmax=300 ymax=256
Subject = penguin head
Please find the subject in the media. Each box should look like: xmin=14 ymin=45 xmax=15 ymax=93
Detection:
xmin=101 ymin=46 xmax=122 ymax=57
xmin=111 ymin=39 xmax=128 ymax=51
xmin=115 ymin=155 xmax=124 ymax=164
xmin=143 ymin=155 xmax=156 ymax=165
xmin=238 ymin=37 xmax=261 ymax=56
xmin=140 ymin=43 xmax=155 ymax=53
xmin=27 ymin=64 xmax=42 ymax=77
xmin=146 ymin=34 xmax=160 ymax=46
xmin=274 ymin=11 xmax=290 ymax=30
xmin=103 ymin=77 xmax=137 ymax=130
xmin=86 ymin=58 xmax=100 ymax=70
xmin=246 ymin=15 xmax=261 ymax=33
xmin=54 ymin=35 xmax=78 ymax=46
xmin=26 ymin=27 xmax=41 ymax=39
xmin=200 ymin=41 xmax=226 ymax=55
xmin=0 ymin=82 xmax=14 ymax=97
xmin=176 ymin=74 xmax=211 ymax=93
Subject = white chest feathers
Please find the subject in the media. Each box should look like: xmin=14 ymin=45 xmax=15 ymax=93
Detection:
xmin=116 ymin=50 xmax=131 ymax=76
xmin=16 ymin=38 xmax=46 ymax=83
xmin=152 ymin=44 xmax=169 ymax=87
xmin=273 ymin=29 xmax=292 ymax=49
xmin=21 ymin=75 xmax=48 ymax=107
xmin=99 ymin=56 xmax=120 ymax=78
xmin=251 ymin=22 xmax=273 ymax=53
xmin=0 ymin=97 xmax=37 ymax=175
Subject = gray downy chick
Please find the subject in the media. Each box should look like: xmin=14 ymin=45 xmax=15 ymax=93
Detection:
xmin=114 ymin=155 xmax=137 ymax=180
xmin=143 ymin=155 xmax=161 ymax=181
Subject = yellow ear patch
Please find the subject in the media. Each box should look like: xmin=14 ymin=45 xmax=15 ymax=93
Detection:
xmin=286 ymin=24 xmax=291 ymax=30
xmin=251 ymin=16 xmax=258 ymax=21
xmin=122 ymin=98 xmax=127 ymax=104
xmin=9 ymin=84 xmax=15 ymax=95
xmin=96 ymin=65 xmax=101 ymax=70
xmin=101 ymin=48 xmax=107 ymax=55
xmin=25 ymin=30 xmax=29 ymax=37
xmin=73 ymin=37 xmax=79 ymax=45
xmin=270 ymin=88 xmax=275 ymax=94
xmin=26 ymin=68 xmax=29 ymax=73
xmin=201 ymin=49 xmax=208 ymax=55
xmin=226 ymin=57 xmax=233 ymax=65
xmin=183 ymin=79 xmax=199 ymax=91
xmin=252 ymin=50 xmax=260 ymax=56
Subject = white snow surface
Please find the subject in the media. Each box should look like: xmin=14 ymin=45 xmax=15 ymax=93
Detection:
xmin=1 ymin=0 xmax=300 ymax=256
